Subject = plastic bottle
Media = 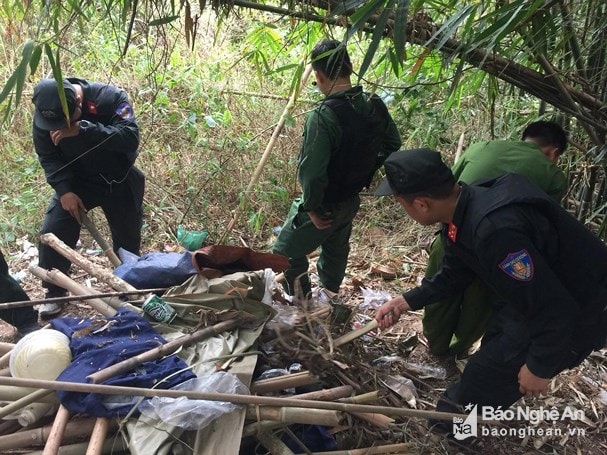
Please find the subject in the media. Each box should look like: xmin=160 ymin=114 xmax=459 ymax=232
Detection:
xmin=402 ymin=361 xmax=447 ymax=379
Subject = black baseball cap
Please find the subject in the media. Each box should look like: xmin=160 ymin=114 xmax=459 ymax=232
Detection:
xmin=374 ymin=148 xmax=454 ymax=196
xmin=32 ymin=79 xmax=77 ymax=130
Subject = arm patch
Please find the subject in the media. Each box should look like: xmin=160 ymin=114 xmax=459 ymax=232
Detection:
xmin=498 ymin=249 xmax=534 ymax=281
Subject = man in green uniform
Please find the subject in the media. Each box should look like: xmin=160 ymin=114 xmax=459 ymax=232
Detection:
xmin=273 ymin=39 xmax=401 ymax=297
xmin=423 ymin=121 xmax=568 ymax=356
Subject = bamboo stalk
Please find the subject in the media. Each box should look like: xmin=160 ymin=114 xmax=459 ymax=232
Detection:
xmin=0 ymin=388 xmax=54 ymax=419
xmin=28 ymin=266 xmax=118 ymax=317
xmin=246 ymin=406 xmax=343 ymax=426
xmin=42 ymin=405 xmax=71 ymax=455
xmin=0 ymin=288 xmax=167 ymax=311
xmin=0 ymin=385 xmax=57 ymax=402
xmin=0 ymin=376 xmax=467 ymax=421
xmin=339 ymin=391 xmax=378 ymax=404
xmin=220 ymin=62 xmax=313 ymax=243
xmin=79 ymin=211 xmax=122 ymax=268
xmin=334 ymin=320 xmax=378 ymax=347
xmin=312 ymin=443 xmax=415 ymax=454
xmin=85 ymin=417 xmax=110 ymax=455
xmin=0 ymin=342 xmax=15 ymax=355
xmin=250 ymin=371 xmax=318 ymax=394
xmin=40 ymin=233 xmax=129 ymax=291
xmin=28 ymin=436 xmax=127 ymax=455
xmin=290 ymin=385 xmax=353 ymax=401
xmin=0 ymin=417 xmax=111 ymax=451
xmin=255 ymin=431 xmax=295 ymax=455
xmin=86 ymin=318 xmax=242 ymax=384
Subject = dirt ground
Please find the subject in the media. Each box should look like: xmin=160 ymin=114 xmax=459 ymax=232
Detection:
xmin=1 ymin=232 xmax=606 ymax=455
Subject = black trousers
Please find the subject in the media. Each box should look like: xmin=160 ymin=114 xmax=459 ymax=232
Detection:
xmin=436 ymin=314 xmax=600 ymax=414
xmin=0 ymin=250 xmax=37 ymax=329
xmin=38 ymin=167 xmax=145 ymax=296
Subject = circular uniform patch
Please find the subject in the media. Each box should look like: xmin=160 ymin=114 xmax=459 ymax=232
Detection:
xmin=116 ymin=102 xmax=134 ymax=120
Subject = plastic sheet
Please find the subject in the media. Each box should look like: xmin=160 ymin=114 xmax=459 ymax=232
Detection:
xmin=138 ymin=372 xmax=249 ymax=430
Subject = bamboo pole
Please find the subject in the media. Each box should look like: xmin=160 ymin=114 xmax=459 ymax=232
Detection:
xmin=220 ymin=62 xmax=313 ymax=243
xmin=250 ymin=371 xmax=318 ymax=394
xmin=289 ymin=385 xmax=353 ymax=401
xmin=246 ymin=406 xmax=343 ymax=426
xmin=0 ymin=376 xmax=467 ymax=421
xmin=29 ymin=436 xmax=127 ymax=455
xmin=0 ymin=384 xmax=57 ymax=402
xmin=39 ymin=233 xmax=130 ymax=291
xmin=0 ymin=288 xmax=167 ymax=311
xmin=79 ymin=211 xmax=122 ymax=267
xmin=28 ymin=266 xmax=118 ymax=317
xmin=42 ymin=404 xmax=71 ymax=455
xmin=255 ymin=431 xmax=295 ymax=455
xmin=86 ymin=318 xmax=242 ymax=384
xmin=0 ymin=342 xmax=15 ymax=355
xmin=0 ymin=417 xmax=113 ymax=451
xmin=85 ymin=417 xmax=110 ymax=455
xmin=0 ymin=388 xmax=54 ymax=419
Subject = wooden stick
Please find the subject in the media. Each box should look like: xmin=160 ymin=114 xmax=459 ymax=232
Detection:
xmin=85 ymin=417 xmax=110 ymax=455
xmin=79 ymin=211 xmax=122 ymax=267
xmin=86 ymin=318 xmax=242 ymax=384
xmin=28 ymin=266 xmax=118 ymax=317
xmin=40 ymin=233 xmax=130 ymax=291
xmin=334 ymin=319 xmax=378 ymax=347
xmin=0 ymin=376 xmax=467 ymax=422
xmin=0 ymin=288 xmax=167 ymax=310
xmin=250 ymin=371 xmax=318 ymax=394
xmin=42 ymin=404 xmax=71 ymax=455
xmin=0 ymin=388 xmax=54 ymax=419
xmin=220 ymin=62 xmax=313 ymax=244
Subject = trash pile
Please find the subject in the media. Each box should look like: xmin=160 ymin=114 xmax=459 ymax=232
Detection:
xmin=0 ymin=234 xmax=605 ymax=454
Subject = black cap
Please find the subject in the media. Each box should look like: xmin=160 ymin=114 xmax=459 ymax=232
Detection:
xmin=32 ymin=79 xmax=77 ymax=130
xmin=374 ymin=148 xmax=454 ymax=196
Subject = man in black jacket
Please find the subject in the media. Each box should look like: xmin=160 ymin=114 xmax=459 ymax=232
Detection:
xmin=374 ymin=148 xmax=606 ymax=415
xmin=32 ymin=78 xmax=145 ymax=317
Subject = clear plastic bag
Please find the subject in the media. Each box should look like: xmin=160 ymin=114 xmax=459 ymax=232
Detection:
xmin=138 ymin=372 xmax=249 ymax=430
xmin=359 ymin=287 xmax=391 ymax=310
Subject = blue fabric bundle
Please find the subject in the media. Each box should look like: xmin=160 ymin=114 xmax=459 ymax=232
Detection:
xmin=50 ymin=308 xmax=195 ymax=417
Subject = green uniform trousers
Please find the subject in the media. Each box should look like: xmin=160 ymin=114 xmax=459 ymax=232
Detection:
xmin=422 ymin=235 xmax=493 ymax=356
xmin=273 ymin=196 xmax=360 ymax=297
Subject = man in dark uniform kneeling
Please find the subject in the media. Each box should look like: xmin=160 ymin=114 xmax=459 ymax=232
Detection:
xmin=374 ymin=148 xmax=606 ymax=420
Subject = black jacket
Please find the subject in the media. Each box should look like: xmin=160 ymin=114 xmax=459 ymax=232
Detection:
xmin=405 ymin=173 xmax=607 ymax=378
xmin=33 ymin=78 xmax=140 ymax=197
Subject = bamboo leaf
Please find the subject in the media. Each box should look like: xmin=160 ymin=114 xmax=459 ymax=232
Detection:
xmin=149 ymin=15 xmax=180 ymax=26
xmin=45 ymin=44 xmax=70 ymax=127
xmin=427 ymin=4 xmax=477 ymax=51
xmin=0 ymin=71 xmax=17 ymax=107
xmin=358 ymin=0 xmax=395 ymax=81
xmin=29 ymin=44 xmax=42 ymax=76
xmin=331 ymin=0 xmax=368 ymax=16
